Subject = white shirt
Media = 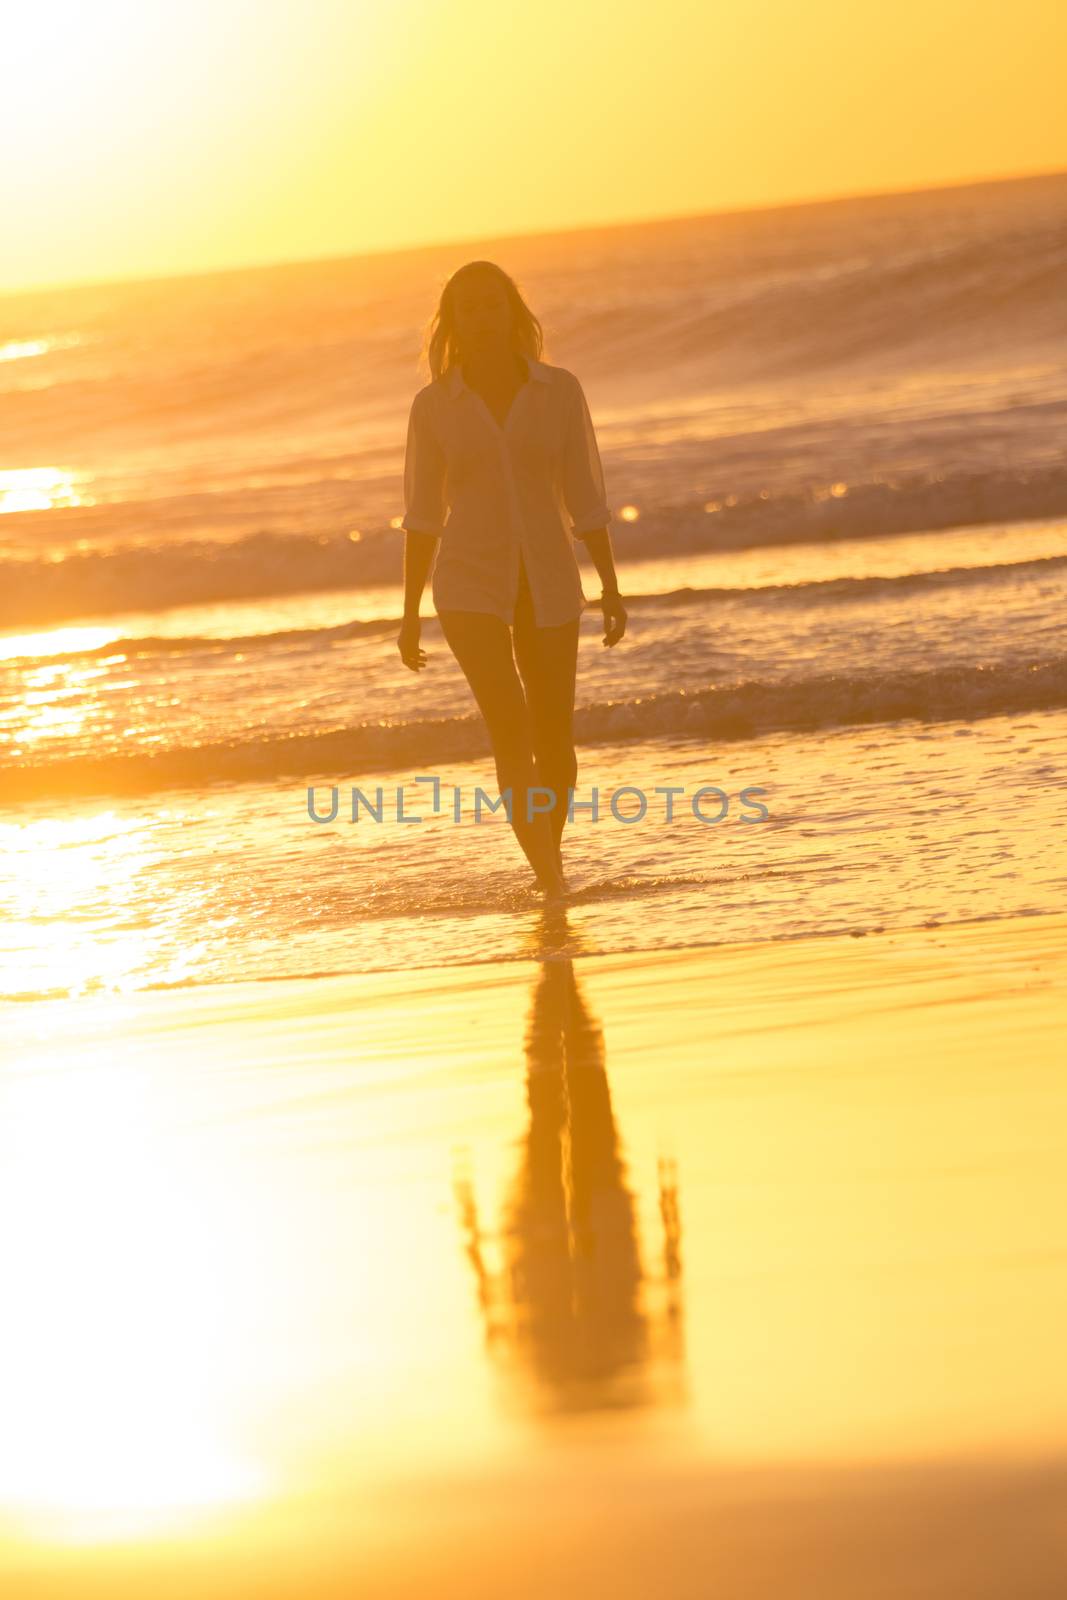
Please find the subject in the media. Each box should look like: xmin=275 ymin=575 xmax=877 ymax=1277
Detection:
xmin=400 ymin=356 xmax=613 ymax=627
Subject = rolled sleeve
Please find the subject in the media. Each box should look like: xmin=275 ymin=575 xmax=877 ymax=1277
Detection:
xmin=562 ymin=375 xmax=612 ymax=540
xmin=401 ymin=389 xmax=448 ymax=538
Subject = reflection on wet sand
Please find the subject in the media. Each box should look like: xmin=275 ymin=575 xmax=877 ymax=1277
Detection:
xmin=4 ymin=916 xmax=1067 ymax=1597
xmin=454 ymin=954 xmax=685 ymax=1414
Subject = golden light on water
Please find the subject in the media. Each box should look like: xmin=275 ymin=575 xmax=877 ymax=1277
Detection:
xmin=0 ymin=812 xmax=181 ymax=1001
xmin=0 ymin=468 xmax=95 ymax=515
xmin=0 ymin=625 xmax=119 ymax=665
xmin=0 ymin=340 xmax=51 ymax=363
xmin=1 ymin=660 xmax=108 ymax=750
xmin=0 ymin=334 xmax=83 ymax=363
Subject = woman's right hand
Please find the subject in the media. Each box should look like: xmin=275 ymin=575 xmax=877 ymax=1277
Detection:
xmin=397 ymin=614 xmax=428 ymax=672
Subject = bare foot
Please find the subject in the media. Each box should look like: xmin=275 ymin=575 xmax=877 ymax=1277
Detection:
xmin=537 ymin=866 xmax=568 ymax=902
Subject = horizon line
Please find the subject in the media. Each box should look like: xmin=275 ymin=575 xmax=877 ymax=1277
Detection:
xmin=3 ymin=160 xmax=1065 ymax=304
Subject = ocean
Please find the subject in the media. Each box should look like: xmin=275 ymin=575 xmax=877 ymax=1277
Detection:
xmin=2 ymin=168 xmax=1066 ymax=1003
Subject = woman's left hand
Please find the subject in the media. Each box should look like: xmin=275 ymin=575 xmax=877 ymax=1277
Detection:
xmin=600 ymin=591 xmax=627 ymax=647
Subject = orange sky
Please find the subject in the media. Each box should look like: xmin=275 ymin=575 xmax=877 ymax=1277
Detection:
xmin=2 ymin=0 xmax=1065 ymax=294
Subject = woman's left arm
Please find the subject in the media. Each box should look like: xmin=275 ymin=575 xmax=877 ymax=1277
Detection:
xmin=580 ymin=527 xmax=627 ymax=647
xmin=561 ymin=377 xmax=627 ymax=647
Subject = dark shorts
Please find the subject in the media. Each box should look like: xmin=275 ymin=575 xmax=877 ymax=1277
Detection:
xmin=514 ymin=550 xmax=533 ymax=627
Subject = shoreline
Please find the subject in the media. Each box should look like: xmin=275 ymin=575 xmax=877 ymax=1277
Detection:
xmin=3 ymin=902 xmax=1058 ymax=1018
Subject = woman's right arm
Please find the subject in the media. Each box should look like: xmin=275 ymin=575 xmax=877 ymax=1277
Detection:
xmin=397 ymin=530 xmax=437 ymax=671
xmin=397 ymin=390 xmax=448 ymax=672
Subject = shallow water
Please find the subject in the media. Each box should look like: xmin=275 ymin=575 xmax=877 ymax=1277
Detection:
xmin=4 ymin=705 xmax=1066 ymax=1002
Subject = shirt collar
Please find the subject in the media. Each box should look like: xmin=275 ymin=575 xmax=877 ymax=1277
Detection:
xmin=445 ymin=356 xmax=551 ymax=397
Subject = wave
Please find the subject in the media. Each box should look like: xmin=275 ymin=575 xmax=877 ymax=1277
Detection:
xmin=3 ymin=464 xmax=1067 ymax=631
xmin=624 ymin=466 xmax=1067 ymax=560
xmin=6 ymin=552 xmax=1066 ymax=668
xmin=6 ymin=653 xmax=1067 ymax=802
xmin=638 ymin=552 xmax=1067 ymax=609
xmin=2 ymin=614 xmax=399 ymax=666
xmin=0 ymin=528 xmax=400 ymax=630
xmin=676 ymin=209 xmax=1067 ymax=381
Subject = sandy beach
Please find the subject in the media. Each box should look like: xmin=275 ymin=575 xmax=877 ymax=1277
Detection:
xmin=3 ymin=910 xmax=1065 ymax=1597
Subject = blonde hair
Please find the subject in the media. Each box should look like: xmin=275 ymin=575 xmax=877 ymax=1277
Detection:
xmin=421 ymin=260 xmax=545 ymax=382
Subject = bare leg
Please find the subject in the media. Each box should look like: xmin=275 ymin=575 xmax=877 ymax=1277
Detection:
xmin=512 ymin=558 xmax=580 ymax=879
xmin=437 ymin=603 xmax=565 ymax=894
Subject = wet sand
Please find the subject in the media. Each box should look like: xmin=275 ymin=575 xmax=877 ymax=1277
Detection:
xmin=2 ymin=913 xmax=1066 ymax=1597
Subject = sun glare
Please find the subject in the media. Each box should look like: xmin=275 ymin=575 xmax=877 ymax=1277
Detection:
xmin=0 ymin=1059 xmax=269 ymax=1543
xmin=0 ymin=468 xmax=94 ymax=515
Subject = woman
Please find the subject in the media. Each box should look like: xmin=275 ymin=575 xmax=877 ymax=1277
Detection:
xmin=397 ymin=260 xmax=627 ymax=901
